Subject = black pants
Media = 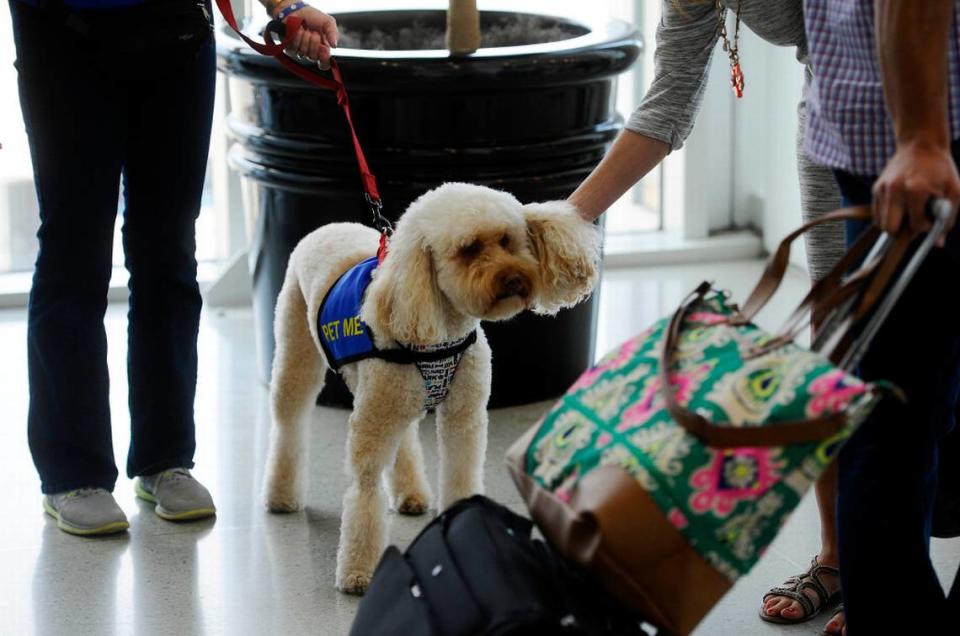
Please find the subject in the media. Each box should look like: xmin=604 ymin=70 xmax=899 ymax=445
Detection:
xmin=10 ymin=0 xmax=215 ymax=493
xmin=835 ymin=156 xmax=960 ymax=634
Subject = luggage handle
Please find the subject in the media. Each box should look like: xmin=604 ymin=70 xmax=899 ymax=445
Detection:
xmin=732 ymin=207 xmax=873 ymax=325
xmin=739 ymin=227 xmax=888 ymax=358
xmin=813 ymin=232 xmax=914 ymax=365
xmin=745 ymin=229 xmax=908 ymax=361
xmin=735 ymin=200 xmax=946 ymax=364
xmin=830 ymin=198 xmax=953 ymax=370
xmin=659 ymin=200 xmax=954 ymax=448
xmin=798 ymin=198 xmax=949 ymax=367
xmin=775 ymin=226 xmax=885 ymax=340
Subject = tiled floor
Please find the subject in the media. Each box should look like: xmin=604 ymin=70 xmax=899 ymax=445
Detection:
xmin=1 ymin=260 xmax=957 ymax=635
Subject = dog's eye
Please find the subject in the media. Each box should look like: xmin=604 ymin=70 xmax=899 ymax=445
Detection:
xmin=499 ymin=234 xmax=510 ymax=249
xmin=458 ymin=239 xmax=484 ymax=259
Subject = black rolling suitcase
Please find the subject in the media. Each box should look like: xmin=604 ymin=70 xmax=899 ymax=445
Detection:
xmin=349 ymin=496 xmax=651 ymax=636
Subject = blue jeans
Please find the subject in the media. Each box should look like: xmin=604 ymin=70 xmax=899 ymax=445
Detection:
xmin=10 ymin=0 xmax=216 ymax=493
xmin=834 ymin=160 xmax=960 ymax=633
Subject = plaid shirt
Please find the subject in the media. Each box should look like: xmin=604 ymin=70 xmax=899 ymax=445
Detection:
xmin=804 ymin=0 xmax=960 ymax=176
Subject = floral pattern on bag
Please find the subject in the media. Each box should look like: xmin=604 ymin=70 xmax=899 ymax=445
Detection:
xmin=570 ymin=335 xmax=646 ymax=392
xmin=532 ymin=410 xmax=596 ymax=485
xmin=689 ymin=448 xmax=784 ymax=517
xmin=806 ymin=369 xmax=870 ymax=418
xmin=522 ymin=290 xmax=882 ymax=581
xmin=704 ymin=353 xmax=816 ymax=426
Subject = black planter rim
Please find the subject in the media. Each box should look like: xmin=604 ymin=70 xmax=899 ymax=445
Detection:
xmin=223 ymin=9 xmax=639 ymax=61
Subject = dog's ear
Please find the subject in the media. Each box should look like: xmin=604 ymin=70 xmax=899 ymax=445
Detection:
xmin=364 ymin=224 xmax=446 ymax=344
xmin=524 ymin=200 xmax=601 ymax=315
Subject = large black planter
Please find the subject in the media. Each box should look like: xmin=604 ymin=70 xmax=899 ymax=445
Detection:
xmin=217 ymin=10 xmax=640 ymax=408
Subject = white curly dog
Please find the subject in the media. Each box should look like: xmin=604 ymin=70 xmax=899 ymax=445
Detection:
xmin=262 ymin=182 xmax=600 ymax=594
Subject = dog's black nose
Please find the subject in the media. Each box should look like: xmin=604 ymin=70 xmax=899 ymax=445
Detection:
xmin=499 ymin=271 xmax=530 ymax=298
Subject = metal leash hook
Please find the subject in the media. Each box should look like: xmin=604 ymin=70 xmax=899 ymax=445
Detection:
xmin=365 ymin=193 xmax=393 ymax=237
xmin=366 ymin=193 xmax=393 ymax=264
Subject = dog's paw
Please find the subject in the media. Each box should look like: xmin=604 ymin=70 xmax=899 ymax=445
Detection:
xmin=396 ymin=493 xmax=430 ymax=516
xmin=337 ymin=571 xmax=372 ymax=596
xmin=263 ymin=496 xmax=303 ymax=513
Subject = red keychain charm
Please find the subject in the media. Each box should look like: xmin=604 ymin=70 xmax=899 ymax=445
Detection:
xmin=717 ymin=0 xmax=745 ymax=99
xmin=731 ymin=62 xmax=745 ymax=98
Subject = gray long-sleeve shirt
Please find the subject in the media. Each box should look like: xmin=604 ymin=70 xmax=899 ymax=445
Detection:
xmin=627 ymin=0 xmax=808 ymax=150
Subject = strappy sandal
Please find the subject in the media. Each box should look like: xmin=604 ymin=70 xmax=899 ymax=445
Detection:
xmin=759 ymin=556 xmax=841 ymax=625
xmin=822 ymin=604 xmax=845 ymax=635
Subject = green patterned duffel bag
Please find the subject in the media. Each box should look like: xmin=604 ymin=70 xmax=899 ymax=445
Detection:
xmin=507 ymin=206 xmax=950 ymax=635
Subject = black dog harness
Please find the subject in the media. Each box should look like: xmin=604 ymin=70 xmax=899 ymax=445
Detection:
xmin=317 ymin=257 xmax=477 ymax=410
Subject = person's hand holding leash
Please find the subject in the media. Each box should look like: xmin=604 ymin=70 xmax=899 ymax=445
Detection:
xmin=263 ymin=0 xmax=338 ymax=70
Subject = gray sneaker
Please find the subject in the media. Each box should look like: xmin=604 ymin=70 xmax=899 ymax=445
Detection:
xmin=43 ymin=488 xmax=130 ymax=536
xmin=135 ymin=468 xmax=216 ymax=521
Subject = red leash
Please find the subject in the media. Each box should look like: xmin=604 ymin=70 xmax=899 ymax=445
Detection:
xmin=215 ymin=0 xmax=391 ymax=262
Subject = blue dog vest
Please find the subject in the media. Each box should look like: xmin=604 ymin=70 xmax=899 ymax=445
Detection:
xmin=317 ymin=257 xmax=477 ymax=409
xmin=318 ymin=257 xmax=381 ymax=368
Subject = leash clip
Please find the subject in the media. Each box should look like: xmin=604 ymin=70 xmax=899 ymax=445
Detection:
xmin=366 ymin=193 xmax=393 ymax=236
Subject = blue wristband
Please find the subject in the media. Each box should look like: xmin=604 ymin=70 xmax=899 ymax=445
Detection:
xmin=275 ymin=1 xmax=307 ymax=22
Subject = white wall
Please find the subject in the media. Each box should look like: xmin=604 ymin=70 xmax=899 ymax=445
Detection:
xmin=731 ymin=29 xmax=808 ymax=269
xmin=678 ymin=44 xmax=736 ymax=239
xmin=668 ymin=25 xmax=808 ymax=247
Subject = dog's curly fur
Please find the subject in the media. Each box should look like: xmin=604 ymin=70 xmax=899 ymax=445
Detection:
xmin=261 ymin=183 xmax=600 ymax=594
